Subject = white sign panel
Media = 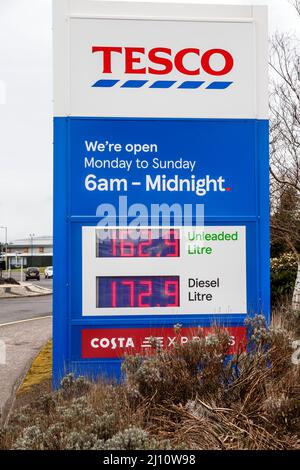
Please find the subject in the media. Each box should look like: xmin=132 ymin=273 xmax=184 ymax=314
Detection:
xmin=82 ymin=226 xmax=247 ymax=316
xmin=53 ymin=1 xmax=268 ymax=119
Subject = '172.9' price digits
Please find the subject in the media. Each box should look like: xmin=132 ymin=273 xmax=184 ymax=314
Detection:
xmin=97 ymin=276 xmax=180 ymax=308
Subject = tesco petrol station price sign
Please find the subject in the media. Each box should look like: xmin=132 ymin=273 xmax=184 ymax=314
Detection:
xmin=53 ymin=1 xmax=269 ymax=384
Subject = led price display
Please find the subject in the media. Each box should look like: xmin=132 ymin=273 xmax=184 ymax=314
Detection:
xmin=97 ymin=276 xmax=180 ymax=308
xmin=96 ymin=229 xmax=180 ymax=258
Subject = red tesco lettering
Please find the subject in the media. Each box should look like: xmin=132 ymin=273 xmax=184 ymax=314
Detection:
xmin=92 ymin=46 xmax=234 ymax=76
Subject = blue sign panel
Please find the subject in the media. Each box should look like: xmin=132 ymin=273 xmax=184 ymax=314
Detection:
xmin=53 ymin=117 xmax=269 ymax=383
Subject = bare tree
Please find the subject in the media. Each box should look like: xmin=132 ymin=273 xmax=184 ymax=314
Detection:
xmin=270 ymin=2 xmax=300 ymax=310
xmin=293 ymin=0 xmax=300 ymax=16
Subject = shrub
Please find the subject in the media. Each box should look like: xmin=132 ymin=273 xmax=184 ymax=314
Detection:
xmin=271 ymin=252 xmax=298 ymax=305
xmin=272 ymin=303 xmax=300 ymax=337
xmin=93 ymin=426 xmax=170 ymax=450
xmin=59 ymin=373 xmax=91 ymax=400
xmin=122 ymin=327 xmax=232 ymax=404
xmin=1 ymin=316 xmax=299 ymax=450
xmin=0 ymin=277 xmax=19 ymax=285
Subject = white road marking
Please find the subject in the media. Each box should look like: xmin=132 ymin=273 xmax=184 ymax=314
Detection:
xmin=0 ymin=315 xmax=52 ymax=327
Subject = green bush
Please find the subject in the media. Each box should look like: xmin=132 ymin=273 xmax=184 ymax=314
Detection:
xmin=271 ymin=253 xmax=298 ymax=305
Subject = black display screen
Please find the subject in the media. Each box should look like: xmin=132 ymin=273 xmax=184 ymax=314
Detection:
xmin=96 ymin=229 xmax=180 ymax=258
xmin=97 ymin=276 xmax=180 ymax=308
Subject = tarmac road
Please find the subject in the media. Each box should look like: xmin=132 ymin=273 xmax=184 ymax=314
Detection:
xmin=0 ymin=270 xmax=52 ymax=324
xmin=0 ymin=295 xmax=52 ymax=325
xmin=0 ymin=288 xmax=53 ymax=419
xmin=0 ymin=316 xmax=52 ymax=420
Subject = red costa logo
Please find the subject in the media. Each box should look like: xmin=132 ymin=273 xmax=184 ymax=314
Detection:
xmin=82 ymin=327 xmax=246 ymax=359
xmin=92 ymin=46 xmax=234 ymax=76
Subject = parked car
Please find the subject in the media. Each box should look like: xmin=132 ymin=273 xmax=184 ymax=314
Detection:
xmin=44 ymin=266 xmax=53 ymax=279
xmin=25 ymin=267 xmax=40 ymax=281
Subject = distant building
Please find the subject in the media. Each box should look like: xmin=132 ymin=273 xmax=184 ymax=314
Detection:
xmin=3 ymin=236 xmax=53 ymax=268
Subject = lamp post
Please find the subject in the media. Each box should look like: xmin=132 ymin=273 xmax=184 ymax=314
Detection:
xmin=29 ymin=233 xmax=35 ymax=266
xmin=0 ymin=226 xmax=8 ymax=276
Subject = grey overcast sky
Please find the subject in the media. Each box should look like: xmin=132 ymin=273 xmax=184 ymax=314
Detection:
xmin=0 ymin=0 xmax=299 ymax=242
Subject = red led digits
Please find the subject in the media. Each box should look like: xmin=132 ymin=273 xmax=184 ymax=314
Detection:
xmin=137 ymin=280 xmax=153 ymax=307
xmin=164 ymin=229 xmax=179 ymax=257
xmin=120 ymin=239 xmax=135 ymax=257
xmin=165 ymin=280 xmax=179 ymax=307
xmin=137 ymin=231 xmax=152 ymax=257
xmin=111 ymin=281 xmax=117 ymax=308
xmin=121 ymin=280 xmax=135 ymax=307
xmin=97 ymin=229 xmax=180 ymax=258
xmin=97 ymin=276 xmax=180 ymax=308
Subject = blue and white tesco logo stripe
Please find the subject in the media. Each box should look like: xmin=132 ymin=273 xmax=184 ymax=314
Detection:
xmin=91 ymin=46 xmax=234 ymax=90
xmin=92 ymin=79 xmax=233 ymax=89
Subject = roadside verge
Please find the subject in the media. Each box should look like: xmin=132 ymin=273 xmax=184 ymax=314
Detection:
xmin=0 ymin=283 xmax=52 ymax=299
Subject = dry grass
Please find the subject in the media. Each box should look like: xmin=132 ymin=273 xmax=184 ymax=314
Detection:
xmin=272 ymin=303 xmax=300 ymax=336
xmin=18 ymin=341 xmax=52 ymax=396
xmin=0 ymin=314 xmax=299 ymax=450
